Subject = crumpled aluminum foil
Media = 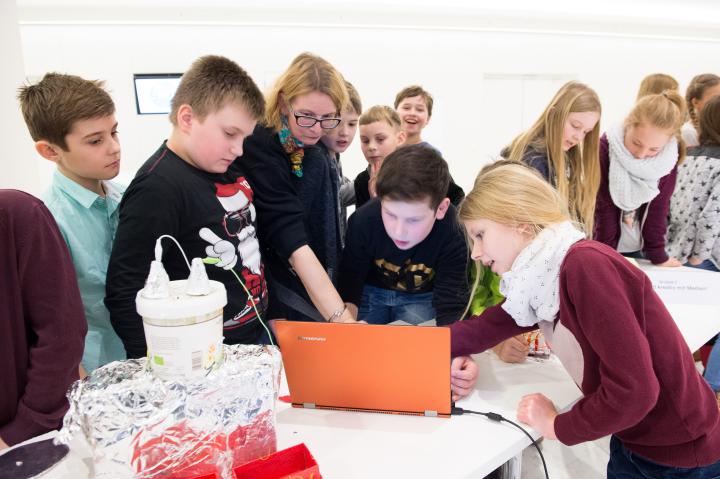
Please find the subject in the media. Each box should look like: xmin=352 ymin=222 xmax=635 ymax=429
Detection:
xmin=57 ymin=344 xmax=282 ymax=479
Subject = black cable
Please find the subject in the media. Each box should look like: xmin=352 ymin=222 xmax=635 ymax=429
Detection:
xmin=452 ymin=406 xmax=549 ymax=479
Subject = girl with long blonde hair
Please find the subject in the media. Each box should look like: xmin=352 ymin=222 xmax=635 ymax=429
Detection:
xmin=451 ymin=161 xmax=720 ymax=478
xmin=504 ymin=81 xmax=601 ymax=236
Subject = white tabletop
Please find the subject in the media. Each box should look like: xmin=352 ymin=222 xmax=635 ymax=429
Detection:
xmin=7 ymin=261 xmax=717 ymax=478
xmin=1 ymin=352 xmax=581 ymax=479
xmin=273 ymin=351 xmax=580 ymax=479
xmin=635 ymin=260 xmax=720 ymax=352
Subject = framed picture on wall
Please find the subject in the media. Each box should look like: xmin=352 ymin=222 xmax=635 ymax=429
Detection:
xmin=133 ymin=73 xmax=182 ymax=115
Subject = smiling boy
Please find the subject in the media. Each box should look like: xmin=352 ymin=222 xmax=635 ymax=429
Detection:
xmin=338 ymin=144 xmax=469 ymax=326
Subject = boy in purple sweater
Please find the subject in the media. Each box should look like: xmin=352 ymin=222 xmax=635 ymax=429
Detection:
xmin=452 ymin=162 xmax=720 ymax=477
xmin=0 ymin=190 xmax=86 ymax=449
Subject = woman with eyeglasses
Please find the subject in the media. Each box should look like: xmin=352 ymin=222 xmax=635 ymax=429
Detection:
xmin=231 ymin=52 xmax=356 ymax=324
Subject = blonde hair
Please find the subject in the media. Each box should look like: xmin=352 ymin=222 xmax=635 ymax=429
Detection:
xmin=345 ymin=81 xmax=362 ymax=115
xmin=625 ymin=90 xmax=687 ymax=163
xmin=636 ymin=73 xmax=679 ymax=100
xmin=170 ymin=55 xmax=264 ymax=126
xmin=686 ymin=73 xmax=720 ymax=130
xmin=264 ymin=52 xmax=348 ymax=132
xmin=458 ymin=161 xmax=571 ymax=318
xmin=505 ymin=81 xmax=601 ymax=236
xmin=359 ymin=105 xmax=401 ymax=130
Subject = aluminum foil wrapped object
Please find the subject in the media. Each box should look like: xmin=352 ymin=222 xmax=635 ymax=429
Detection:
xmin=57 ymin=344 xmax=282 ymax=479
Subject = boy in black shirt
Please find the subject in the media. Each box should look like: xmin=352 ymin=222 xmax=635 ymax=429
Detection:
xmin=339 ymin=144 xmax=469 ymax=326
xmin=106 ymin=56 xmax=268 ymax=358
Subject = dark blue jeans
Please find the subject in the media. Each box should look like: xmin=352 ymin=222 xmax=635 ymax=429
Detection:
xmin=358 ymin=285 xmax=435 ymax=325
xmin=685 ymin=260 xmax=720 ymax=392
xmin=685 ymin=259 xmax=720 ymax=272
xmin=607 ymin=436 xmax=720 ymax=478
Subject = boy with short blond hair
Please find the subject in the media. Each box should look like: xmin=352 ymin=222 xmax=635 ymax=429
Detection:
xmin=106 ymin=55 xmax=269 ymax=358
xmin=394 ymin=84 xmax=465 ymax=206
xmin=339 ymin=144 xmax=469 ymax=326
xmin=18 ymin=73 xmax=124 ymax=372
xmin=354 ymin=105 xmax=405 ymax=208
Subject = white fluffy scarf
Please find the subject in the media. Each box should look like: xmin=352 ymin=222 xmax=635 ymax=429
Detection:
xmin=500 ymin=221 xmax=585 ymax=327
xmin=607 ymin=122 xmax=678 ymax=211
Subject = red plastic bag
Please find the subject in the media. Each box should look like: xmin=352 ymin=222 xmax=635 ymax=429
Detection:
xmin=233 ymin=443 xmax=321 ymax=479
xmin=131 ymin=411 xmax=276 ymax=478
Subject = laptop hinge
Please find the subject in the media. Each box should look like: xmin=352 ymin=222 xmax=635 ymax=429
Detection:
xmin=424 ymin=410 xmax=438 ymax=417
xmin=303 ymin=402 xmax=316 ymax=409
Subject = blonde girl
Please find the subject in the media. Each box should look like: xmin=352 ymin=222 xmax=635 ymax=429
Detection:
xmin=636 ymin=73 xmax=679 ymax=100
xmin=682 ymin=73 xmax=720 ymax=147
xmin=594 ymin=91 xmax=686 ymax=266
xmin=450 ymin=161 xmax=720 ymax=478
xmin=233 ymin=52 xmax=355 ymax=323
xmin=504 ymin=81 xmax=601 ymax=236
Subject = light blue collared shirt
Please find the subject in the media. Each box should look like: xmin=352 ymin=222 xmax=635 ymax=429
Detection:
xmin=43 ymin=170 xmax=126 ymax=372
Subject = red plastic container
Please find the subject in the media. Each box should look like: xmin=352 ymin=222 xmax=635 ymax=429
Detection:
xmin=233 ymin=443 xmax=321 ymax=479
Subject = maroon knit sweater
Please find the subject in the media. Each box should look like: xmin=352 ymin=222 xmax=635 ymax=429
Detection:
xmin=0 ymin=190 xmax=86 ymax=446
xmin=450 ymin=240 xmax=720 ymax=467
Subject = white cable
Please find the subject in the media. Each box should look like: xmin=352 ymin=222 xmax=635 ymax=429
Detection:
xmin=155 ymin=234 xmax=274 ymax=346
xmin=155 ymin=234 xmax=192 ymax=271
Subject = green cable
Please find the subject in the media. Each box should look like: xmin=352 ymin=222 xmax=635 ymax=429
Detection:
xmin=202 ymin=257 xmax=274 ymax=347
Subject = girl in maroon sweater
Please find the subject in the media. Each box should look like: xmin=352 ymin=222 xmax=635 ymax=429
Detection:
xmin=451 ymin=162 xmax=720 ymax=477
xmin=594 ymin=91 xmax=686 ymax=266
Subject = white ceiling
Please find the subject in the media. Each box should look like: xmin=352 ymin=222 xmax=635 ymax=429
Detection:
xmin=15 ymin=0 xmax=720 ymax=41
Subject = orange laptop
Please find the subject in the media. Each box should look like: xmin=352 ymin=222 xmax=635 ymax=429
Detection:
xmin=275 ymin=320 xmax=451 ymax=417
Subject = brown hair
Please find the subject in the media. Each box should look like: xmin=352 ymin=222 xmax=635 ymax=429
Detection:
xmin=376 ymin=144 xmax=450 ymax=209
xmin=686 ymin=73 xmax=720 ymax=129
xmin=636 ymin=73 xmax=679 ymax=100
xmin=625 ymin=90 xmax=687 ymax=163
xmin=345 ymin=81 xmax=362 ymax=115
xmin=394 ymin=85 xmax=434 ymax=117
xmin=505 ymin=81 xmax=601 ymax=236
xmin=18 ymin=73 xmax=115 ymax=151
xmin=170 ymin=55 xmax=264 ymax=126
xmin=359 ymin=105 xmax=401 ymax=129
xmin=264 ymin=52 xmax=348 ymax=132
xmin=698 ymin=95 xmax=720 ymax=147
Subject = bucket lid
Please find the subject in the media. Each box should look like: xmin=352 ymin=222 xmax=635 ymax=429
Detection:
xmin=136 ymin=279 xmax=227 ymax=319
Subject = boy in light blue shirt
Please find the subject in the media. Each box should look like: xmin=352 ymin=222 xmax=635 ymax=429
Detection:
xmin=18 ymin=73 xmax=125 ymax=372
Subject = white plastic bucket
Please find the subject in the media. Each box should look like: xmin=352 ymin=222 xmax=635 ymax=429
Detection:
xmin=136 ymin=279 xmax=227 ymax=380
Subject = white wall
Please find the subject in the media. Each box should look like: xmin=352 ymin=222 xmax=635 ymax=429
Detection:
xmin=13 ymin=1 xmax=720 ymax=194
xmin=1 ymin=0 xmax=38 ymax=193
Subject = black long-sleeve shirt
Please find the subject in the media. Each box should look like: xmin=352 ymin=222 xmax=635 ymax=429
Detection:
xmin=106 ymin=143 xmax=268 ymax=358
xmin=232 ymin=125 xmax=342 ymax=320
xmin=338 ymin=199 xmax=469 ymax=325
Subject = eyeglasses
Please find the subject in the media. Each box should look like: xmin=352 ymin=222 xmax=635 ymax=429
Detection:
xmin=288 ymin=104 xmax=341 ymax=129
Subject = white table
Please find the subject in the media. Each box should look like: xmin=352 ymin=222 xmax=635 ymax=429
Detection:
xmin=0 ymin=352 xmax=582 ymax=479
xmin=276 ymin=351 xmax=582 ymax=478
xmin=635 ymin=260 xmax=720 ymax=352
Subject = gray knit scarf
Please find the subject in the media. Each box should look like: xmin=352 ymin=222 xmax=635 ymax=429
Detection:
xmin=607 ymin=123 xmax=678 ymax=211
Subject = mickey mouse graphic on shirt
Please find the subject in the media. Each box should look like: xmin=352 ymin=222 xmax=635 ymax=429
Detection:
xmin=199 ymin=177 xmax=267 ymax=328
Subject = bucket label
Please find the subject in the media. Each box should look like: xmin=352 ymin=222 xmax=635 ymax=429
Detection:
xmin=143 ymin=312 xmax=223 ymax=380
